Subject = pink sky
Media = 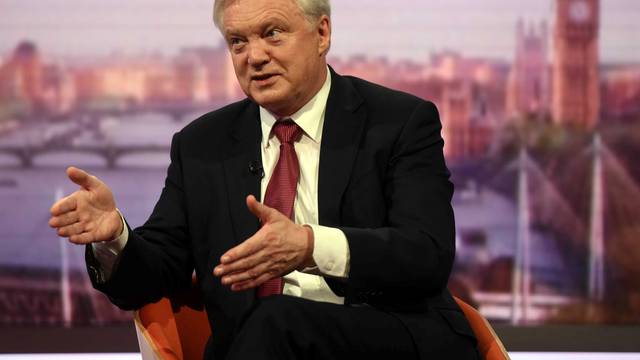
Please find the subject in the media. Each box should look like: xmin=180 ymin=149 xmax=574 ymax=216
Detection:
xmin=1 ymin=0 xmax=638 ymax=63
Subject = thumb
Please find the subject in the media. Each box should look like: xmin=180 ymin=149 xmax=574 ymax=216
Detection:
xmin=67 ymin=166 xmax=100 ymax=190
xmin=246 ymin=195 xmax=277 ymax=223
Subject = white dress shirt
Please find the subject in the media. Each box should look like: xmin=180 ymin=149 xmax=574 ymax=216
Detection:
xmin=92 ymin=67 xmax=350 ymax=305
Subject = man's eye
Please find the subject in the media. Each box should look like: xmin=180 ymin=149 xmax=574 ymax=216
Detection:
xmin=229 ymin=38 xmax=245 ymax=47
xmin=266 ymin=29 xmax=282 ymax=39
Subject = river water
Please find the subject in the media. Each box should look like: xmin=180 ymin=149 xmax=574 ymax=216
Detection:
xmin=0 ymin=113 xmax=192 ymax=270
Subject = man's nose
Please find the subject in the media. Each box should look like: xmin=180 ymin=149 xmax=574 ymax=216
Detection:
xmin=247 ymin=41 xmax=270 ymax=67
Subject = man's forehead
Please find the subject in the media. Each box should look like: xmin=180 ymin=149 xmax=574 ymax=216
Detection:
xmin=222 ymin=0 xmax=303 ymax=33
xmin=224 ymin=14 xmax=289 ymax=36
xmin=223 ymin=0 xmax=300 ymax=18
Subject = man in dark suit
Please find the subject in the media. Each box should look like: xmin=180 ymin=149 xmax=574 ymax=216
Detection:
xmin=49 ymin=0 xmax=479 ymax=359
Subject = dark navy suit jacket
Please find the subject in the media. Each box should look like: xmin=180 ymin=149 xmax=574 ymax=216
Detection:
xmin=87 ymin=68 xmax=476 ymax=359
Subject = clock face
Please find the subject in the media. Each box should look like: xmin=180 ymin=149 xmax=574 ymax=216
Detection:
xmin=569 ymin=0 xmax=591 ymax=23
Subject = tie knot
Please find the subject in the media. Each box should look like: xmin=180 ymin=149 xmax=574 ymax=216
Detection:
xmin=272 ymin=119 xmax=302 ymax=144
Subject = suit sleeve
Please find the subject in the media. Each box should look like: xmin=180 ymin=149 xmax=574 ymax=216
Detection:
xmin=86 ymin=131 xmax=194 ymax=310
xmin=337 ymin=101 xmax=455 ymax=304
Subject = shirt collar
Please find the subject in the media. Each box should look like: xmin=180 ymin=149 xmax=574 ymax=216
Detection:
xmin=260 ymin=66 xmax=332 ymax=148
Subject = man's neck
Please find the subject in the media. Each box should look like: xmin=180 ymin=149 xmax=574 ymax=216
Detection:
xmin=269 ymin=65 xmax=329 ymax=118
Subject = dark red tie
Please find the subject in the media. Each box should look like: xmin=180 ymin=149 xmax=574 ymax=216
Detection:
xmin=257 ymin=119 xmax=302 ymax=297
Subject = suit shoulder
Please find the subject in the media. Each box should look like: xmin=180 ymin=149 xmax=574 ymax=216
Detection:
xmin=179 ymin=98 xmax=252 ymax=137
xmin=344 ymin=75 xmax=436 ymax=112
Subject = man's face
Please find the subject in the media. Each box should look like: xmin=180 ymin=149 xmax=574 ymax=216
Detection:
xmin=222 ymin=0 xmax=331 ymax=117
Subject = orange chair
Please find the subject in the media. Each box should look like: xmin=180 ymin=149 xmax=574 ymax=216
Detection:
xmin=454 ymin=296 xmax=511 ymax=360
xmin=135 ymin=290 xmax=509 ymax=360
xmin=134 ymin=282 xmax=211 ymax=360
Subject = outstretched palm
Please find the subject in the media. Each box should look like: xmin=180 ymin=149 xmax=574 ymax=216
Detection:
xmin=49 ymin=167 xmax=123 ymax=244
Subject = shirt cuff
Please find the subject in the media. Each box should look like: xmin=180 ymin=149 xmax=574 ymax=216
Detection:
xmin=90 ymin=209 xmax=128 ymax=280
xmin=304 ymin=224 xmax=350 ymax=279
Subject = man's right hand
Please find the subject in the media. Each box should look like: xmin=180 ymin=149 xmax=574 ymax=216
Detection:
xmin=49 ymin=166 xmax=123 ymax=245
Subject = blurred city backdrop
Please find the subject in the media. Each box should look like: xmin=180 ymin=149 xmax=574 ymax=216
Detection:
xmin=0 ymin=0 xmax=639 ymax=328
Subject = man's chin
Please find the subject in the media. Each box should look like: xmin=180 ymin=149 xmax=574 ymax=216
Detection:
xmin=250 ymin=93 xmax=290 ymax=115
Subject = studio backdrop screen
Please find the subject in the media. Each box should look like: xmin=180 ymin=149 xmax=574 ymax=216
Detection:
xmin=1 ymin=0 xmax=639 ymax=338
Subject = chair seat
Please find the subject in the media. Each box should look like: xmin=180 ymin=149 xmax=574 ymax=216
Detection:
xmin=454 ymin=296 xmax=511 ymax=360
xmin=135 ymin=289 xmax=508 ymax=360
xmin=135 ymin=284 xmax=211 ymax=360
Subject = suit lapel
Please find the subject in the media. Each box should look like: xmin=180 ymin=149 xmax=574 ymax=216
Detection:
xmin=222 ymin=103 xmax=262 ymax=246
xmin=318 ymin=69 xmax=366 ymax=226
xmin=221 ymin=70 xmax=366 ymax=233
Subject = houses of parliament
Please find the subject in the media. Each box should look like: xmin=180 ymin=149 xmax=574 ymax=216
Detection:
xmin=509 ymin=0 xmax=600 ymax=128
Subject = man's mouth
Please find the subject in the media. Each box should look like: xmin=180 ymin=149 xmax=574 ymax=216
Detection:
xmin=252 ymin=73 xmax=277 ymax=81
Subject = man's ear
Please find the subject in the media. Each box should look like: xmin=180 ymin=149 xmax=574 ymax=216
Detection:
xmin=316 ymin=15 xmax=331 ymax=56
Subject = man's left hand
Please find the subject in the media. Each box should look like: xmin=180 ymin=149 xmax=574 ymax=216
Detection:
xmin=213 ymin=195 xmax=315 ymax=291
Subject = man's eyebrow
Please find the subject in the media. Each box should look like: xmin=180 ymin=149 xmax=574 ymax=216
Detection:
xmin=224 ymin=17 xmax=288 ymax=37
xmin=263 ymin=17 xmax=289 ymax=29
xmin=224 ymin=28 xmax=243 ymax=38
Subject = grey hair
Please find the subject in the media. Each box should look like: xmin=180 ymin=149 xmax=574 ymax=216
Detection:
xmin=213 ymin=0 xmax=331 ymax=31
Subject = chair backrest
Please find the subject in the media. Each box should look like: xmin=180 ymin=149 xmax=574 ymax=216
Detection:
xmin=453 ymin=296 xmax=510 ymax=360
xmin=134 ymin=283 xmax=211 ymax=360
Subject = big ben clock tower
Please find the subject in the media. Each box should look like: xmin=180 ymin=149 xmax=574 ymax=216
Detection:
xmin=552 ymin=0 xmax=600 ymax=127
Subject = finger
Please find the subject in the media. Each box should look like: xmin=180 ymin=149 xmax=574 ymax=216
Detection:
xmin=220 ymin=227 xmax=267 ymax=264
xmin=49 ymin=211 xmax=79 ymax=228
xmin=50 ymin=196 xmax=77 ymax=216
xmin=246 ymin=195 xmax=278 ymax=223
xmin=231 ymin=272 xmax=274 ymax=292
xmin=221 ymin=260 xmax=270 ymax=285
xmin=67 ymin=166 xmax=100 ymax=190
xmin=69 ymin=232 xmax=95 ymax=244
xmin=216 ymin=248 xmax=268 ymax=278
xmin=57 ymin=222 xmax=85 ymax=237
